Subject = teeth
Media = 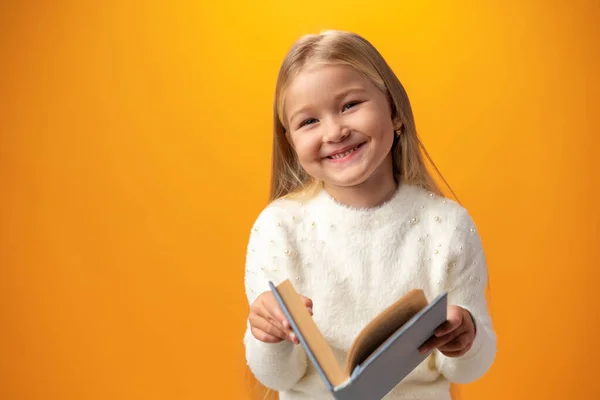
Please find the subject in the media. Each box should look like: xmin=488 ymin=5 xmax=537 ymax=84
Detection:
xmin=330 ymin=145 xmax=359 ymax=159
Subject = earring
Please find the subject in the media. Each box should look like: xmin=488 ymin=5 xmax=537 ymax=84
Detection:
xmin=395 ymin=128 xmax=402 ymax=137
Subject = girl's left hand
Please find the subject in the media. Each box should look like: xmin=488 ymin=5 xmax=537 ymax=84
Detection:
xmin=419 ymin=305 xmax=476 ymax=357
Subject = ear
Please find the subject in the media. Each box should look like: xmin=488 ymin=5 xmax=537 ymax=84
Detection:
xmin=392 ymin=116 xmax=403 ymax=132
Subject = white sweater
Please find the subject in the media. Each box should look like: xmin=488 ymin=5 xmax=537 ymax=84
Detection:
xmin=243 ymin=184 xmax=496 ymax=400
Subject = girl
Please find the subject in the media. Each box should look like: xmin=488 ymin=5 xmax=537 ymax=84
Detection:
xmin=243 ymin=30 xmax=496 ymax=400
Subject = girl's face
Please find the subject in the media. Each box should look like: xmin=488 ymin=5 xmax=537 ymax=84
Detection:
xmin=284 ymin=63 xmax=397 ymax=193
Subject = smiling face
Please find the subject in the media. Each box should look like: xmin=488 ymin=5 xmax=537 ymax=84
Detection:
xmin=283 ymin=63 xmax=399 ymax=194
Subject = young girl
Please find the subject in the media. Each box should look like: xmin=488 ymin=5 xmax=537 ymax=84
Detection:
xmin=243 ymin=30 xmax=496 ymax=400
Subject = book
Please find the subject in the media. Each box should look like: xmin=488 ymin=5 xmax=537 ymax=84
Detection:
xmin=269 ymin=279 xmax=448 ymax=400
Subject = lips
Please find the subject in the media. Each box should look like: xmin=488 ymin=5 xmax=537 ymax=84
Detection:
xmin=326 ymin=143 xmax=365 ymax=159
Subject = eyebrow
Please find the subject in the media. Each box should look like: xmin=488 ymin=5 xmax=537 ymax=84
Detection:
xmin=288 ymin=87 xmax=367 ymax=126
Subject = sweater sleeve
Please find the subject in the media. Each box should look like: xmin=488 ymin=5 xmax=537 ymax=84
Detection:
xmin=436 ymin=207 xmax=497 ymax=384
xmin=242 ymin=206 xmax=308 ymax=391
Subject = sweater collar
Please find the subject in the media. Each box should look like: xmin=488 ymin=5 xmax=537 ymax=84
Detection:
xmin=309 ymin=183 xmax=423 ymax=230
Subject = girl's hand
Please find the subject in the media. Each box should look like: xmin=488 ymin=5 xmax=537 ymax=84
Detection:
xmin=419 ymin=305 xmax=476 ymax=357
xmin=249 ymin=290 xmax=313 ymax=345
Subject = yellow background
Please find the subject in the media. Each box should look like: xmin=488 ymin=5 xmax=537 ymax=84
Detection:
xmin=1 ymin=1 xmax=599 ymax=399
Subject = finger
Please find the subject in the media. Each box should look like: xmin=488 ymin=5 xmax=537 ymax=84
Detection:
xmin=419 ymin=336 xmax=447 ymax=354
xmin=440 ymin=349 xmax=464 ymax=358
xmin=419 ymin=329 xmax=461 ymax=354
xmin=289 ymin=332 xmax=300 ymax=345
xmin=300 ymin=295 xmax=313 ymax=310
xmin=435 ymin=309 xmax=463 ymax=337
xmin=438 ymin=332 xmax=473 ymax=352
xmin=262 ymin=299 xmax=292 ymax=329
xmin=250 ymin=326 xmax=284 ymax=344
xmin=249 ymin=313 xmax=287 ymax=341
xmin=254 ymin=300 xmax=306 ymax=344
xmin=258 ymin=301 xmax=302 ymax=343
xmin=441 ymin=340 xmax=474 ymax=358
xmin=434 ymin=320 xmax=457 ymax=337
xmin=252 ymin=303 xmax=288 ymax=334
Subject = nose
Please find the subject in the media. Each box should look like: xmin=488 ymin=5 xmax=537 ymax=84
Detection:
xmin=323 ymin=118 xmax=350 ymax=143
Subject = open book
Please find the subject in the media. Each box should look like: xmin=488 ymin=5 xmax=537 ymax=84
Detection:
xmin=269 ymin=280 xmax=447 ymax=400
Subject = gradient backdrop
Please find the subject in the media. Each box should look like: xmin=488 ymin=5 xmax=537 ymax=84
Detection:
xmin=1 ymin=1 xmax=599 ymax=399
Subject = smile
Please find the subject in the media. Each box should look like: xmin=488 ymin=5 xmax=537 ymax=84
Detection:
xmin=326 ymin=143 xmax=365 ymax=161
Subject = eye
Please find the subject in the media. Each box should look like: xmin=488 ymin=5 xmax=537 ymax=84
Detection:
xmin=343 ymin=101 xmax=360 ymax=111
xmin=299 ymin=118 xmax=318 ymax=128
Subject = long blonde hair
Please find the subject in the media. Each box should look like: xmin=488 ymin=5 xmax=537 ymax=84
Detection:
xmin=248 ymin=29 xmax=457 ymax=400
xmin=269 ymin=29 xmax=455 ymax=202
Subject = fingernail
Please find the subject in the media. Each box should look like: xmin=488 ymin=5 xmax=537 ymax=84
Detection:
xmin=290 ymin=333 xmax=296 ymax=342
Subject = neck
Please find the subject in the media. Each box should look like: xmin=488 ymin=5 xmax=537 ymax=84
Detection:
xmin=323 ymin=176 xmax=398 ymax=209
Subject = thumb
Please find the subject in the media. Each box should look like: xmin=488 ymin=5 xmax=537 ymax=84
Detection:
xmin=300 ymin=295 xmax=313 ymax=313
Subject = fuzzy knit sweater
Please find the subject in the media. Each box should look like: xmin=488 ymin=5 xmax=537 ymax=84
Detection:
xmin=243 ymin=184 xmax=496 ymax=400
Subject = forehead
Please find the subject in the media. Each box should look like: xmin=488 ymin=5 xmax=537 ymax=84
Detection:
xmin=288 ymin=63 xmax=367 ymax=95
xmin=283 ymin=64 xmax=374 ymax=115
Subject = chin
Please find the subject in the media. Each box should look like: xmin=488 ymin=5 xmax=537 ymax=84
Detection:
xmin=323 ymin=174 xmax=371 ymax=188
xmin=308 ymin=162 xmax=378 ymax=188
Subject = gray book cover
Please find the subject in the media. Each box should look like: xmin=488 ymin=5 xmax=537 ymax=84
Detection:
xmin=269 ymin=281 xmax=447 ymax=400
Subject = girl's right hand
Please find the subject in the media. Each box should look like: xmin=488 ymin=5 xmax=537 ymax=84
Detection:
xmin=249 ymin=290 xmax=313 ymax=345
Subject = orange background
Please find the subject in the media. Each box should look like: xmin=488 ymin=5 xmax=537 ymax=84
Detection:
xmin=1 ymin=1 xmax=599 ymax=399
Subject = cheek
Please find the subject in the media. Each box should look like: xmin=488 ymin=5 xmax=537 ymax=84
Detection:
xmin=352 ymin=108 xmax=392 ymax=140
xmin=372 ymin=115 xmax=395 ymax=147
xmin=372 ymin=115 xmax=394 ymax=140
xmin=291 ymin=134 xmax=321 ymax=162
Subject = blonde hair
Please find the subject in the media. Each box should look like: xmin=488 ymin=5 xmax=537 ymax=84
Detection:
xmin=270 ymin=29 xmax=455 ymax=202
xmin=248 ymin=30 xmax=457 ymax=400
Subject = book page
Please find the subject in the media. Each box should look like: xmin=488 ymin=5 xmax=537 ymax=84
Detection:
xmin=275 ymin=280 xmax=349 ymax=387
xmin=344 ymin=289 xmax=428 ymax=374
